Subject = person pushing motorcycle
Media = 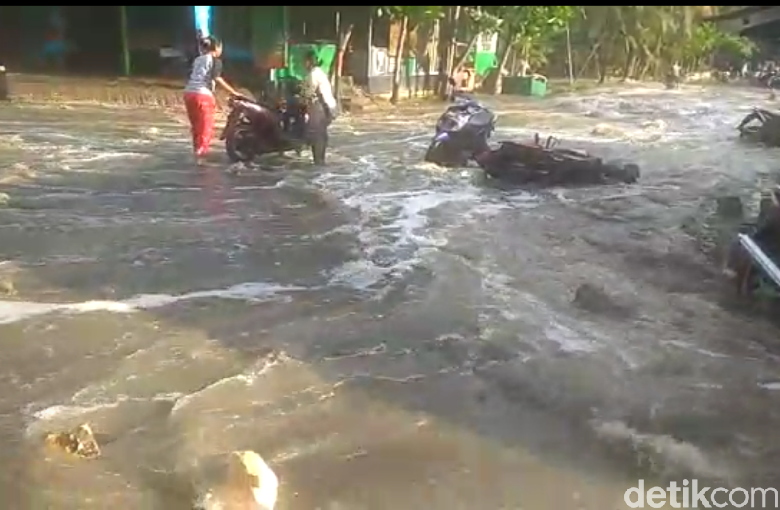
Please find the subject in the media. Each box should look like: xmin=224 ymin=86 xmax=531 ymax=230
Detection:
xmin=302 ymin=49 xmax=337 ymax=165
xmin=183 ymin=35 xmax=241 ymax=162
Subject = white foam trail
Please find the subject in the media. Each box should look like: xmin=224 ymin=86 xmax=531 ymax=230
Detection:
xmin=0 ymin=282 xmax=306 ymax=325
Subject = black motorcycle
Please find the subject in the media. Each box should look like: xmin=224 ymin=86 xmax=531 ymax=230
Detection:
xmin=221 ymin=81 xmax=310 ymax=163
xmin=476 ymin=135 xmax=640 ymax=187
xmin=424 ymin=96 xmax=496 ymax=167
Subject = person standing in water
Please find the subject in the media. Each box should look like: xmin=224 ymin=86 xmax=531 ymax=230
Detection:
xmin=302 ymin=50 xmax=337 ymax=165
xmin=183 ymin=36 xmax=240 ymax=161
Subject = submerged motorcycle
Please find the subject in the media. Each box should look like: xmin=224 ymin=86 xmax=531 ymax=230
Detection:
xmin=423 ymin=96 xmax=496 ymax=167
xmin=220 ymin=78 xmax=314 ymax=163
xmin=476 ymin=134 xmax=640 ymax=187
xmin=737 ymin=107 xmax=780 ymax=147
xmin=725 ymin=187 xmax=780 ymax=300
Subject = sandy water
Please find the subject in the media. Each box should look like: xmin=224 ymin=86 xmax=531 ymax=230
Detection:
xmin=1 ymin=84 xmax=780 ymax=508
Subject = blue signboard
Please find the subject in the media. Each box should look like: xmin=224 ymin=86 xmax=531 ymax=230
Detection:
xmin=193 ymin=6 xmax=212 ymax=37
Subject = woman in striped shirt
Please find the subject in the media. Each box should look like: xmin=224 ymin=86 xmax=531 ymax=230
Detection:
xmin=183 ymin=36 xmax=240 ymax=161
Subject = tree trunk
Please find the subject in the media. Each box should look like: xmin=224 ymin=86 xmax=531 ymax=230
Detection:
xmin=452 ymin=32 xmax=478 ymax=74
xmin=621 ymin=47 xmax=635 ymax=81
xmin=445 ymin=6 xmax=462 ymax=75
xmin=331 ymin=22 xmax=354 ymax=81
xmin=119 ymin=6 xmax=131 ymax=76
xmin=577 ymin=40 xmax=601 ymax=81
xmin=436 ymin=6 xmax=461 ymax=99
xmin=390 ymin=16 xmax=409 ymax=105
xmin=488 ymin=32 xmax=515 ymax=95
xmin=415 ymin=20 xmax=434 ymax=94
xmin=435 ymin=11 xmax=452 ymax=98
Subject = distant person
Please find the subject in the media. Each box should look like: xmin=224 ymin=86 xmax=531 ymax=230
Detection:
xmin=303 ymin=49 xmax=337 ymax=165
xmin=183 ymin=36 xmax=240 ymax=162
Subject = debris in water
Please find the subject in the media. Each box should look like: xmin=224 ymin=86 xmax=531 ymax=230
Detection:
xmin=715 ymin=196 xmax=744 ymax=221
xmin=195 ymin=450 xmax=278 ymax=510
xmin=0 ymin=278 xmax=16 ymax=296
xmin=44 ymin=423 xmax=101 ymax=459
xmin=572 ymin=283 xmax=635 ymax=319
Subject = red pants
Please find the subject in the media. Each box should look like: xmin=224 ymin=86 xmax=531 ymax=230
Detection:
xmin=183 ymin=91 xmax=216 ymax=156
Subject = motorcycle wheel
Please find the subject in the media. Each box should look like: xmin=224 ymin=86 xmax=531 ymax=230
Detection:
xmin=620 ymin=163 xmax=640 ymax=184
xmin=424 ymin=140 xmax=467 ymax=167
xmin=225 ymin=124 xmax=256 ymax=163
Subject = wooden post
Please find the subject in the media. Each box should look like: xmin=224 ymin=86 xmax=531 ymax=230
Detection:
xmin=119 ymin=6 xmax=131 ymax=76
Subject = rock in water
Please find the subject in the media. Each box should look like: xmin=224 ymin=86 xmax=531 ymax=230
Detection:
xmin=195 ymin=450 xmax=278 ymax=509
xmin=44 ymin=423 xmax=101 ymax=459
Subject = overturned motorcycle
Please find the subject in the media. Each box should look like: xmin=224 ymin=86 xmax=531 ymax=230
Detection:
xmin=737 ymin=107 xmax=780 ymax=147
xmin=476 ymin=134 xmax=640 ymax=187
xmin=423 ymin=95 xmax=496 ymax=167
xmin=724 ymin=187 xmax=780 ymax=300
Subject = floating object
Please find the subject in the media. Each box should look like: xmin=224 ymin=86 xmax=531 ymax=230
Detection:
xmin=195 ymin=450 xmax=278 ymax=510
xmin=44 ymin=423 xmax=101 ymax=459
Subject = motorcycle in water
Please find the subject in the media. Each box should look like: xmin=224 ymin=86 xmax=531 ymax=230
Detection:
xmin=754 ymin=70 xmax=780 ymax=90
xmin=737 ymin=107 xmax=780 ymax=147
xmin=476 ymin=134 xmax=640 ymax=187
xmin=220 ymin=79 xmax=312 ymax=163
xmin=725 ymin=187 xmax=780 ymax=300
xmin=423 ymin=95 xmax=496 ymax=167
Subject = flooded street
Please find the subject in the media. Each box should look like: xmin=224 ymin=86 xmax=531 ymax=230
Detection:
xmin=2 ymin=83 xmax=780 ymax=508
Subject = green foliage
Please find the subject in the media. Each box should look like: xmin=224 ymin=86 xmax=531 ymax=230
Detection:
xmin=489 ymin=6 xmax=576 ymax=39
xmin=716 ymin=31 xmax=757 ymax=59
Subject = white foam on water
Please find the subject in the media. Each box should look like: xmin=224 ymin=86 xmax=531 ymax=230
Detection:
xmin=60 ymin=151 xmax=148 ymax=166
xmin=592 ymin=419 xmax=732 ymax=482
xmin=24 ymin=392 xmax=185 ymax=437
xmin=0 ymin=281 xmax=306 ymax=325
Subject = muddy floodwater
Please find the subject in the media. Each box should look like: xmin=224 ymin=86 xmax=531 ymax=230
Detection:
xmin=1 ymin=84 xmax=780 ymax=509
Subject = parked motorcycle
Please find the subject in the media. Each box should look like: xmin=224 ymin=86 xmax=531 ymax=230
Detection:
xmin=220 ymin=81 xmax=310 ymax=163
xmin=423 ymin=96 xmax=496 ymax=167
xmin=476 ymin=134 xmax=640 ymax=187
